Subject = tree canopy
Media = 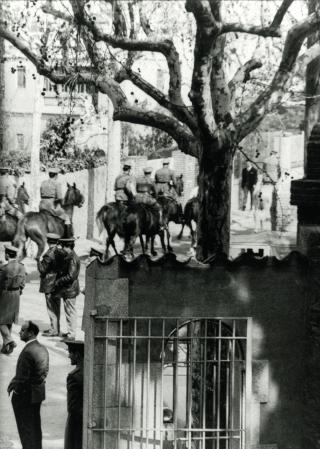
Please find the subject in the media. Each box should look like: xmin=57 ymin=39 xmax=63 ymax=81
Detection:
xmin=1 ymin=0 xmax=320 ymax=259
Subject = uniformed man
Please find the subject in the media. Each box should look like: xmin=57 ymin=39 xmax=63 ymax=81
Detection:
xmin=136 ymin=167 xmax=163 ymax=225
xmin=0 ymin=167 xmax=18 ymax=218
xmin=114 ymin=160 xmax=136 ymax=203
xmin=0 ymin=245 xmax=26 ymax=355
xmin=155 ymin=160 xmax=177 ymax=197
xmin=39 ymin=168 xmax=73 ymax=237
xmin=37 ymin=233 xmax=63 ymax=337
xmin=54 ymin=238 xmax=80 ymax=341
xmin=63 ymin=340 xmax=84 ymax=449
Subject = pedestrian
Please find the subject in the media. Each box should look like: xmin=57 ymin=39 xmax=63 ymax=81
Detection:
xmin=54 ymin=238 xmax=80 ymax=341
xmin=7 ymin=320 xmax=49 ymax=449
xmin=0 ymin=244 xmax=26 ymax=355
xmin=37 ymin=233 xmax=63 ymax=337
xmin=63 ymin=340 xmax=84 ymax=449
xmin=241 ymin=161 xmax=258 ymax=211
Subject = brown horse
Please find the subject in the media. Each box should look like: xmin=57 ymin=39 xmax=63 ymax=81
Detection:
xmin=96 ymin=202 xmax=166 ymax=258
xmin=12 ymin=183 xmax=84 ymax=260
xmin=178 ymin=197 xmax=199 ymax=250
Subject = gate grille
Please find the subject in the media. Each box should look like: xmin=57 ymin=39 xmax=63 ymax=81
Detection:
xmin=88 ymin=317 xmax=250 ymax=449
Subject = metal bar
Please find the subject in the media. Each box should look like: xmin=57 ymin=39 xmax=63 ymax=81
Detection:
xmin=131 ymin=319 xmax=137 ymax=449
xmin=173 ymin=319 xmax=179 ymax=449
xmin=95 ymin=335 xmax=247 ymax=341
xmin=95 ymin=316 xmax=250 ymax=321
xmin=187 ymin=321 xmax=193 ymax=449
xmin=118 ymin=319 xmax=123 ymax=449
xmin=146 ymin=319 xmax=151 ymax=449
xmin=245 ymin=318 xmax=252 ymax=449
xmin=202 ymin=320 xmax=207 ymax=449
xmin=92 ymin=427 xmax=245 ymax=432
xmin=160 ymin=319 xmax=165 ymax=449
xmin=231 ymin=320 xmax=236 ymax=442
xmin=225 ymin=339 xmax=230 ymax=449
xmin=102 ymin=319 xmax=109 ymax=449
xmin=216 ymin=320 xmax=222 ymax=449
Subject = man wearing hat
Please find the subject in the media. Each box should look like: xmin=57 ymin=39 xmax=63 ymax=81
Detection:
xmin=54 ymin=238 xmax=80 ymax=340
xmin=63 ymin=340 xmax=84 ymax=449
xmin=0 ymin=244 xmax=26 ymax=355
xmin=136 ymin=167 xmax=163 ymax=224
xmin=37 ymin=233 xmax=63 ymax=337
xmin=0 ymin=167 xmax=17 ymax=218
xmin=155 ymin=160 xmax=177 ymax=197
xmin=114 ymin=160 xmax=136 ymax=203
xmin=39 ymin=168 xmax=73 ymax=237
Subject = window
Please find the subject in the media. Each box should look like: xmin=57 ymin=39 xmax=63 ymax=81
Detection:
xmin=17 ymin=134 xmax=24 ymax=151
xmin=17 ymin=66 xmax=26 ymax=88
xmin=90 ymin=317 xmax=249 ymax=449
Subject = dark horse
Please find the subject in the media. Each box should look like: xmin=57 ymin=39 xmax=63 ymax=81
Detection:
xmin=12 ymin=183 xmax=84 ymax=260
xmin=96 ymin=202 xmax=166 ymax=258
xmin=157 ymin=174 xmax=184 ymax=252
xmin=178 ymin=197 xmax=199 ymax=250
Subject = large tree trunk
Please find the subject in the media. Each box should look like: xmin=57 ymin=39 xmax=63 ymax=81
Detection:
xmin=196 ymin=141 xmax=233 ymax=260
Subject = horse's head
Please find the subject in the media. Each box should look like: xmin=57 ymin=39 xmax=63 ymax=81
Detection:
xmin=17 ymin=182 xmax=29 ymax=205
xmin=64 ymin=183 xmax=85 ymax=208
xmin=175 ymin=174 xmax=184 ymax=197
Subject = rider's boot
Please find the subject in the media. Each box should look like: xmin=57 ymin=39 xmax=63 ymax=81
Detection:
xmin=63 ymin=223 xmax=74 ymax=238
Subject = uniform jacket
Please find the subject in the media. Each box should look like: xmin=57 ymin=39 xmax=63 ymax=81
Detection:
xmin=155 ymin=168 xmax=176 ymax=195
xmin=0 ymin=260 xmax=26 ymax=324
xmin=241 ymin=167 xmax=258 ymax=189
xmin=114 ymin=174 xmax=136 ymax=202
xmin=8 ymin=340 xmax=49 ymax=403
xmin=64 ymin=366 xmax=83 ymax=449
xmin=55 ymin=250 xmax=80 ymax=299
xmin=0 ymin=174 xmax=15 ymax=203
xmin=37 ymin=246 xmax=61 ymax=294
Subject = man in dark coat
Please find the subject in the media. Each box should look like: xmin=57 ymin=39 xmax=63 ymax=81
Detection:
xmin=37 ymin=233 xmax=62 ymax=337
xmin=155 ymin=160 xmax=177 ymax=197
xmin=8 ymin=320 xmax=49 ymax=449
xmin=114 ymin=160 xmax=136 ymax=203
xmin=54 ymin=238 xmax=80 ymax=341
xmin=64 ymin=340 xmax=84 ymax=449
xmin=241 ymin=161 xmax=258 ymax=210
xmin=0 ymin=244 xmax=26 ymax=355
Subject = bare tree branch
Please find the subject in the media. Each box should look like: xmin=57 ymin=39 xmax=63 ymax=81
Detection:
xmin=221 ymin=0 xmax=294 ymax=37
xmin=42 ymin=1 xmax=72 ymax=23
xmin=228 ymin=58 xmax=262 ymax=111
xmin=234 ymin=11 xmax=320 ymax=142
xmin=113 ymin=106 xmax=200 ymax=157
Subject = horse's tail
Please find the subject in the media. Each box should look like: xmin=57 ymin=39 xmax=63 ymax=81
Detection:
xmin=96 ymin=206 xmax=107 ymax=235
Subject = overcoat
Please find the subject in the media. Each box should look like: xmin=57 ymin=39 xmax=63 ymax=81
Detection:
xmin=0 ymin=259 xmax=26 ymax=324
xmin=64 ymin=366 xmax=83 ymax=449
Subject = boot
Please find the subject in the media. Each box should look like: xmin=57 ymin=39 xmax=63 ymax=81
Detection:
xmin=63 ymin=223 xmax=74 ymax=238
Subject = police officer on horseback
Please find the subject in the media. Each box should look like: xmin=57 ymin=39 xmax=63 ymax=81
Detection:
xmin=114 ymin=160 xmax=136 ymax=204
xmin=136 ymin=167 xmax=164 ymax=227
xmin=155 ymin=160 xmax=177 ymax=198
xmin=0 ymin=168 xmax=18 ymax=218
xmin=39 ymin=168 xmax=73 ymax=237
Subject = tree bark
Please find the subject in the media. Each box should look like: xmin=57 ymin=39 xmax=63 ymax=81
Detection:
xmin=197 ymin=140 xmax=233 ymax=260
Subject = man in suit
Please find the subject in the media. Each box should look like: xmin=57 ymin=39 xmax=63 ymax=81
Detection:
xmin=241 ymin=161 xmax=258 ymax=210
xmin=54 ymin=238 xmax=80 ymax=341
xmin=64 ymin=340 xmax=84 ymax=449
xmin=0 ymin=244 xmax=26 ymax=355
xmin=8 ymin=320 xmax=49 ymax=449
xmin=37 ymin=233 xmax=63 ymax=337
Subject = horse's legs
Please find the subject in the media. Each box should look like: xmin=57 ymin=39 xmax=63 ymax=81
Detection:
xmin=165 ymin=225 xmax=173 ymax=253
xmin=139 ymin=235 xmax=145 ymax=254
xmin=150 ymin=236 xmax=158 ymax=256
xmin=27 ymin=229 xmax=46 ymax=260
xmin=177 ymin=223 xmax=185 ymax=240
xmin=158 ymin=229 xmax=167 ymax=254
xmin=106 ymin=228 xmax=118 ymax=257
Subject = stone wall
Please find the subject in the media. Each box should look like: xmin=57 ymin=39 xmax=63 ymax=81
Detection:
xmin=83 ymin=253 xmax=318 ymax=449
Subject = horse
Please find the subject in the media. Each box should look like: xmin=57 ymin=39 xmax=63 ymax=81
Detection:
xmin=178 ymin=197 xmax=199 ymax=250
xmin=16 ymin=182 xmax=30 ymax=214
xmin=12 ymin=183 xmax=84 ymax=260
xmin=96 ymin=202 xmax=166 ymax=258
xmin=62 ymin=182 xmax=85 ymax=223
xmin=156 ymin=174 xmax=184 ymax=252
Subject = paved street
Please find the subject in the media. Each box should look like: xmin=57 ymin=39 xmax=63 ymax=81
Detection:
xmin=0 ymin=210 xmax=297 ymax=449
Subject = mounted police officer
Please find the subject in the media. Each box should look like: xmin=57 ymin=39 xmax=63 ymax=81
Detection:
xmin=114 ymin=160 xmax=136 ymax=204
xmin=0 ymin=168 xmax=19 ymax=218
xmin=136 ymin=167 xmax=163 ymax=226
xmin=39 ymin=168 xmax=73 ymax=237
xmin=155 ymin=160 xmax=177 ymax=198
